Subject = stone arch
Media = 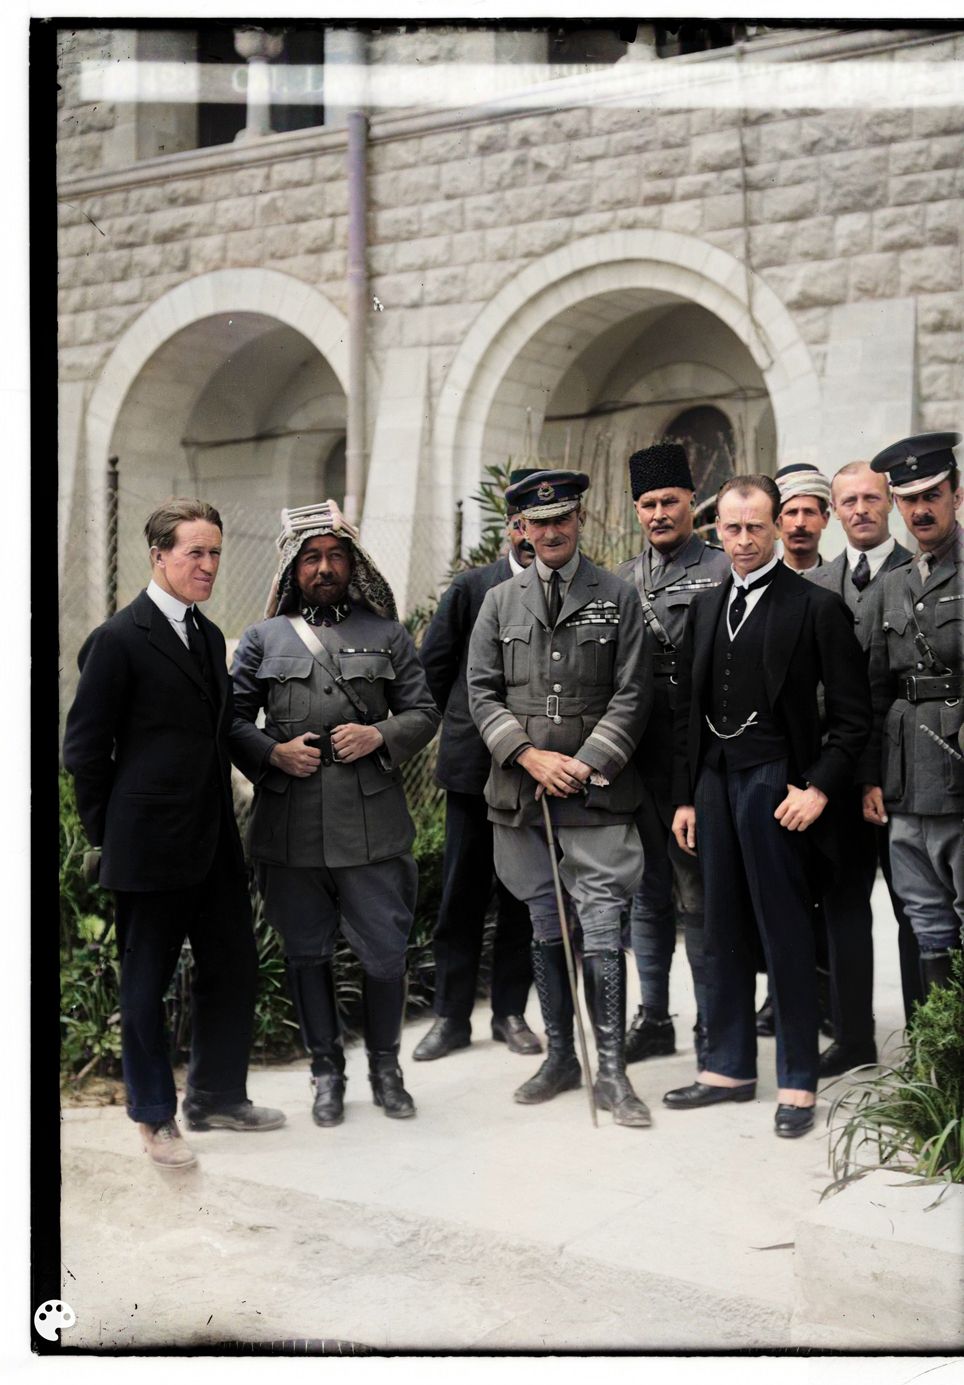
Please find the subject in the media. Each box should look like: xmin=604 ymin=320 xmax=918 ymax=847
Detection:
xmin=433 ymin=230 xmax=822 ymax=559
xmin=82 ymin=269 xmax=355 ymax=626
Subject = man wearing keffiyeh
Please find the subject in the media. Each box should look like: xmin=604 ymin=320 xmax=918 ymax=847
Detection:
xmin=230 ymin=501 xmax=440 ymax=1127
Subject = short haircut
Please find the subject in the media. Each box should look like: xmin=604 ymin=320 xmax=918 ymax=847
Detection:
xmin=716 ymin=474 xmax=781 ymax=522
xmin=831 ymin=461 xmax=885 ymax=500
xmin=144 ymin=497 xmax=223 ymax=552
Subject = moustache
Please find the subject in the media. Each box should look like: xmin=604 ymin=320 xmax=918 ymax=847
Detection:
xmin=518 ymin=539 xmax=536 ymax=555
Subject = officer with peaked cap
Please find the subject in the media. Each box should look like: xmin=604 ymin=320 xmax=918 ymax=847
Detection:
xmin=614 ymin=444 xmax=729 ymax=1069
xmin=859 ymin=432 xmax=964 ymax=993
xmin=467 ymin=469 xmax=654 ymax=1126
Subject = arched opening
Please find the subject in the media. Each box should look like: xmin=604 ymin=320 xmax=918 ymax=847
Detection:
xmin=484 ymin=295 xmax=775 ymax=567
xmin=109 ymin=311 xmax=346 ymax=641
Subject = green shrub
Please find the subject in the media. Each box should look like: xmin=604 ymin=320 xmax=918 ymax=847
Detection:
xmin=826 ymin=954 xmax=964 ymax=1191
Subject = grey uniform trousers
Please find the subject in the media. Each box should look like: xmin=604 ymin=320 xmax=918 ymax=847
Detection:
xmin=888 ymin=813 xmax=964 ymax=956
xmin=493 ymin=821 xmax=644 ymax=952
xmin=257 ymin=856 xmax=418 ymax=981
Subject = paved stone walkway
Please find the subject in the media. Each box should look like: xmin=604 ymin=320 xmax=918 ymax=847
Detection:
xmin=61 ymin=879 xmax=909 ymax=1351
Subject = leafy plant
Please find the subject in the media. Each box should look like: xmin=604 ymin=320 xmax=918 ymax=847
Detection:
xmin=825 ymin=955 xmax=964 ymax=1193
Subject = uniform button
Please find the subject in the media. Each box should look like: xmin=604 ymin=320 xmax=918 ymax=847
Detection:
xmin=883 ymin=621 xmax=890 ymax=630
xmin=553 ymin=683 xmax=562 ymax=692
xmin=322 ymin=756 xmax=332 ymax=767
xmin=723 ymin=684 xmax=729 ymax=690
xmin=916 ymin=602 xmax=924 ymax=611
xmin=278 ymin=672 xmax=287 ymax=681
xmin=503 ymin=636 xmax=511 ymax=644
xmin=917 ymin=663 xmax=924 ymax=670
xmin=324 ymin=685 xmax=333 ymax=694
xmin=552 ymin=651 xmax=561 ymax=661
xmin=854 ymin=617 xmax=861 ymax=625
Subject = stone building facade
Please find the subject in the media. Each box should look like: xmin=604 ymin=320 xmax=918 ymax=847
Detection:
xmin=57 ymin=25 xmax=963 ymax=705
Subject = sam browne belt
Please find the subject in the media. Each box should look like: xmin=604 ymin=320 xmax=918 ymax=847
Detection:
xmin=899 ymin=674 xmax=963 ymax=702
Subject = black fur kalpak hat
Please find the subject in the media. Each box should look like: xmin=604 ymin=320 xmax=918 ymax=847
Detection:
xmin=628 ymin=443 xmax=695 ymax=501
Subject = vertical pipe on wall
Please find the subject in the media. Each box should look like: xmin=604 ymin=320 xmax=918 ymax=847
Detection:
xmin=344 ymin=30 xmax=368 ymax=528
xmin=106 ymin=455 xmax=119 ymax=618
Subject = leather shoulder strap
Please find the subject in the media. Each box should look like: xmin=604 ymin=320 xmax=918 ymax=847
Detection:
xmin=632 ymin=554 xmax=675 ymax=651
xmin=287 ymin=615 xmax=371 ymax=720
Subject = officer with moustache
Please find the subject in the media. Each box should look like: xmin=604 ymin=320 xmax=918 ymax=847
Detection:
xmin=468 ymin=470 xmax=653 ymax=1127
xmin=860 ymin=433 xmax=964 ymax=993
xmin=614 ymin=444 xmax=729 ymax=1067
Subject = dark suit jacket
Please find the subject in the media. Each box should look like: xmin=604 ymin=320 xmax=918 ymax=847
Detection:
xmin=671 ymin=561 xmax=872 ymax=860
xmin=63 ymin=589 xmax=244 ymax=892
xmin=419 ymin=556 xmax=514 ymax=795
xmin=806 ymin=541 xmax=912 ymax=651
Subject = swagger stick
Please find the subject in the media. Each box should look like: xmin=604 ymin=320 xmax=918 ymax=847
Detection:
xmin=540 ymin=792 xmax=598 ymax=1127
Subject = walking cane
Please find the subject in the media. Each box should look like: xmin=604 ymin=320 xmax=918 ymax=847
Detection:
xmin=540 ymin=792 xmax=598 ymax=1127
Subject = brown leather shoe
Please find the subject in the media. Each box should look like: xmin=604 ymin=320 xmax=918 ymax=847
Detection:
xmin=139 ymin=1119 xmax=197 ymax=1169
xmin=492 ymin=1013 xmax=543 ymax=1055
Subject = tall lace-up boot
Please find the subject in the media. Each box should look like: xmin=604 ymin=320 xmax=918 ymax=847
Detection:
xmin=584 ymin=950 xmax=651 ymax=1128
xmin=513 ymin=941 xmax=581 ymax=1104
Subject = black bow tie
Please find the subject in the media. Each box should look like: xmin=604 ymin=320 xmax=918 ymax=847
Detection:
xmin=728 ymin=567 xmax=777 ymax=637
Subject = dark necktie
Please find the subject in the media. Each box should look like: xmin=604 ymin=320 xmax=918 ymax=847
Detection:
xmin=851 ymin=552 xmax=871 ymax=592
xmin=185 ymin=606 xmax=207 ymax=676
xmin=728 ymin=567 xmax=776 ymax=639
xmin=546 ymin=570 xmax=562 ymax=627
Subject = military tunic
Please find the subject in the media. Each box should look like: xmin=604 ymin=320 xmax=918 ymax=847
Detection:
xmin=860 ymin=525 xmax=964 ymax=953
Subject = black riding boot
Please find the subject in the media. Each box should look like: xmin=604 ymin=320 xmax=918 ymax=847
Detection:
xmin=362 ymin=974 xmax=416 ymax=1119
xmin=287 ymin=961 xmax=346 ymax=1127
xmin=584 ymin=950 xmax=651 ymax=1128
xmin=513 ymin=941 xmax=581 ymax=1104
xmin=920 ymin=950 xmax=959 ymax=995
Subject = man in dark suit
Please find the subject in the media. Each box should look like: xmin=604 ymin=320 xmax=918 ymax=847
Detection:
xmin=806 ymin=461 xmax=920 ymax=1075
xmin=413 ymin=479 xmax=541 ymax=1061
xmin=664 ymin=475 xmax=872 ymax=1139
xmin=63 ymin=498 xmax=284 ymax=1168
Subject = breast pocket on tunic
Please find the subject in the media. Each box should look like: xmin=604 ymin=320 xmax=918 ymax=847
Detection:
xmin=337 ymin=650 xmax=395 ymax=719
xmin=256 ymin=654 xmax=314 ymax=724
xmin=575 ymin=625 xmax=619 ymax=685
xmin=500 ymin=625 xmax=531 ymax=686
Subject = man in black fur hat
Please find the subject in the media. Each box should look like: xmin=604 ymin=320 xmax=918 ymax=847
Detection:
xmin=615 ymin=444 xmax=730 ymax=1068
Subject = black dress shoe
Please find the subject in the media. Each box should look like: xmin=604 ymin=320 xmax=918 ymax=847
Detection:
xmin=491 ymin=1013 xmax=542 ymax=1055
xmin=412 ymin=1017 xmax=471 ymax=1061
xmin=624 ymin=1006 xmax=676 ymax=1063
xmin=183 ymin=1099 xmax=286 ymax=1132
xmin=774 ymin=1103 xmax=815 ymax=1138
xmin=818 ymin=1039 xmax=878 ymax=1079
xmin=663 ymin=1080 xmax=756 ymax=1110
xmin=755 ymin=996 xmax=775 ymax=1037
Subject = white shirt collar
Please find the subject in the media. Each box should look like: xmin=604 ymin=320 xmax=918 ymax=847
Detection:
xmin=730 ymin=553 xmax=779 ymax=590
xmin=147 ymin=578 xmax=191 ymax=621
xmin=846 ymin=535 xmax=895 ymax=578
xmin=535 ymin=551 xmax=581 ymax=585
xmin=508 ymin=549 xmax=526 ymax=576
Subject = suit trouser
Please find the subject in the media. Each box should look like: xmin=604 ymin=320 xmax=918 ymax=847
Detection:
xmin=258 ymin=855 xmax=418 ymax=982
xmin=630 ymin=784 xmax=706 ymax=1017
xmin=494 ymin=821 xmax=644 ymax=953
xmin=431 ymin=791 xmax=533 ymax=1022
xmin=113 ymin=827 xmax=259 ymax=1125
xmin=696 ymin=757 xmax=819 ymax=1092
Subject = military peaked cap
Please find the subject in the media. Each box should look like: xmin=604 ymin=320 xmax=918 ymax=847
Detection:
xmin=871 ymin=432 xmax=962 ymax=497
xmin=504 ymin=468 xmax=590 ymax=520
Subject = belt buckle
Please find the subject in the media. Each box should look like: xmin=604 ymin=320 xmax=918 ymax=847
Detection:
xmin=905 ymin=675 xmax=917 ymax=703
xmin=546 ymin=694 xmax=561 ymax=724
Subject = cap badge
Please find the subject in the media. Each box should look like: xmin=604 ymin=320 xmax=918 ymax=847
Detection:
xmin=906 ymin=456 xmax=917 ymax=470
xmin=537 ymin=482 xmax=555 ymax=500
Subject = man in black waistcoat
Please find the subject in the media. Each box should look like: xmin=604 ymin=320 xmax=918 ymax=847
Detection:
xmin=63 ymin=499 xmax=284 ymax=1169
xmin=413 ymin=477 xmax=541 ymax=1061
xmin=664 ymin=475 xmax=872 ymax=1139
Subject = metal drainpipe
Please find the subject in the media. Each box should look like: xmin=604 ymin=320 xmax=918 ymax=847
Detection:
xmin=344 ymin=30 xmax=368 ymax=528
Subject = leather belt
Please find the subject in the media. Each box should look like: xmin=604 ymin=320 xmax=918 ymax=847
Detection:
xmin=315 ymin=732 xmax=339 ymax=767
xmin=653 ymin=652 xmax=679 ymax=676
xmin=899 ymin=674 xmax=963 ymax=702
xmin=506 ymin=696 xmax=592 ymax=716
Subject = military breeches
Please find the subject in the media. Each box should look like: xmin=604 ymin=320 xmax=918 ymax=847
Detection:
xmin=888 ymin=813 xmax=964 ymax=956
xmin=258 ymin=856 xmax=418 ymax=981
xmin=493 ymin=822 xmax=644 ymax=953
xmin=631 ymin=785 xmax=706 ymax=1014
